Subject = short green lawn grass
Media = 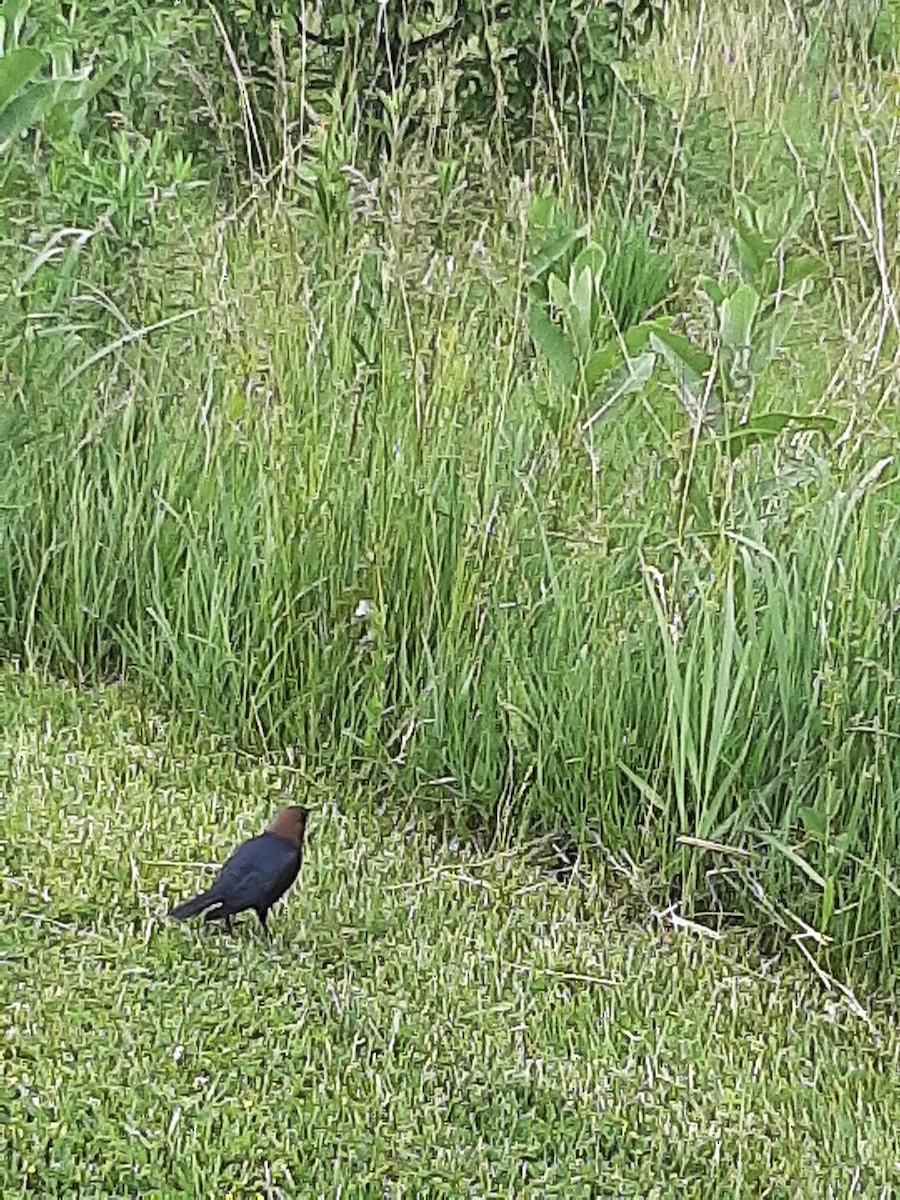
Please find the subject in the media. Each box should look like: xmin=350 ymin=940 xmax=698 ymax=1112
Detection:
xmin=2 ymin=665 xmax=899 ymax=1198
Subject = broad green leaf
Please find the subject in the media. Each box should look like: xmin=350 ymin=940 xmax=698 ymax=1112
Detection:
xmin=583 ymin=346 xmax=654 ymax=401
xmin=697 ymin=275 xmax=725 ymax=306
xmin=547 ymin=271 xmax=572 ymax=317
xmin=734 ymin=190 xmax=757 ymax=229
xmin=582 ymin=340 xmax=623 ymax=391
xmin=572 ymin=241 xmax=606 ymax=281
xmin=0 ymin=45 xmax=43 ymax=111
xmin=622 ymin=321 xmax=656 ymax=355
xmin=528 ymin=304 xmax=577 ymax=386
xmin=872 ymin=0 xmax=900 ymax=62
xmin=529 ymin=225 xmax=589 ymax=286
xmin=751 ymin=302 xmax=798 ymax=374
xmin=616 ymin=350 xmax=655 ymax=394
xmin=784 ymin=254 xmax=826 ymax=288
xmin=647 ymin=323 xmax=713 ymax=377
xmin=768 ymin=301 xmax=798 ymax=352
xmin=650 ymin=345 xmax=704 ymax=405
xmin=0 ymin=76 xmax=57 ymax=146
xmin=570 ymin=264 xmax=594 ymax=358
xmin=733 ymin=220 xmax=769 ymax=283
xmin=721 ymin=282 xmax=760 ymax=350
xmin=831 ymin=830 xmax=854 ymax=855
xmin=528 ymin=193 xmax=557 ymax=230
xmin=799 ymin=805 xmax=827 ymax=840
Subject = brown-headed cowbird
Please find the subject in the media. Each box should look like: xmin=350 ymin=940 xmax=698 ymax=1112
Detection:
xmin=169 ymin=805 xmax=309 ymax=937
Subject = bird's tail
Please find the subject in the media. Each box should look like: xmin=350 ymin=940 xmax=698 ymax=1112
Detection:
xmin=169 ymin=890 xmax=218 ymax=921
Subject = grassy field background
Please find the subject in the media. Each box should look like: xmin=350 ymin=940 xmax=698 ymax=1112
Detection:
xmin=4 ymin=0 xmax=900 ymax=1191
xmin=3 ymin=665 xmax=900 ymax=1197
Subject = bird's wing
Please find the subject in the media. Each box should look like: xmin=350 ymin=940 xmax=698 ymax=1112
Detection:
xmin=214 ymin=836 xmax=298 ymax=908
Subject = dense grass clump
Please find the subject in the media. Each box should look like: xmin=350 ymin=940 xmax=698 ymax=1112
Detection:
xmin=3 ymin=0 xmax=900 ymax=986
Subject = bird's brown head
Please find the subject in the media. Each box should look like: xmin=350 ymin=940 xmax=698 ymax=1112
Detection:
xmin=267 ymin=804 xmax=310 ymax=849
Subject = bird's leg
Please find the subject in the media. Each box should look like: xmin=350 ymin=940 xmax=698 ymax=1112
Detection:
xmin=257 ymin=909 xmax=271 ymax=941
xmin=224 ymin=915 xmax=234 ymax=934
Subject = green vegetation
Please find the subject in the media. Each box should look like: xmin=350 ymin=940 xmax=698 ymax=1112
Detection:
xmin=3 ymin=0 xmax=900 ymax=1169
xmin=207 ymin=0 xmax=668 ymax=158
xmin=3 ymin=667 xmax=900 ymax=1197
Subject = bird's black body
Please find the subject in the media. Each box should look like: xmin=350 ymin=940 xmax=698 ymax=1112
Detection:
xmin=169 ymin=806 xmax=309 ymax=936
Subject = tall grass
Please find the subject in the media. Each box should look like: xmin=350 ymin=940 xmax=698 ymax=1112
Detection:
xmin=3 ymin=0 xmax=900 ymax=984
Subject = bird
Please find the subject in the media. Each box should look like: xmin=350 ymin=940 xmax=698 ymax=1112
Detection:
xmin=169 ymin=805 xmax=309 ymax=937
